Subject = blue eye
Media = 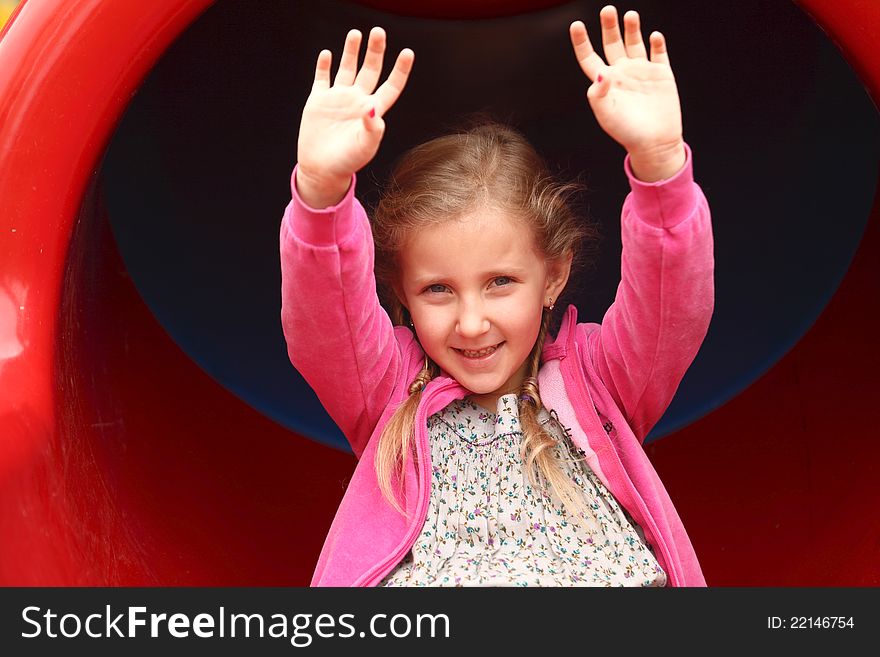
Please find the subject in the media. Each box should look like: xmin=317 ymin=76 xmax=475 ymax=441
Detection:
xmin=426 ymin=284 xmax=448 ymax=294
xmin=493 ymin=276 xmax=513 ymax=287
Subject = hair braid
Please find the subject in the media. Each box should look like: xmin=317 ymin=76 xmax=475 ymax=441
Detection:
xmin=375 ymin=355 xmax=438 ymax=517
xmin=518 ymin=311 xmax=599 ymax=532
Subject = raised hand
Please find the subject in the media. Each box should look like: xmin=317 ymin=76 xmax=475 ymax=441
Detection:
xmin=570 ymin=6 xmax=684 ymax=181
xmin=297 ymin=27 xmax=414 ymax=208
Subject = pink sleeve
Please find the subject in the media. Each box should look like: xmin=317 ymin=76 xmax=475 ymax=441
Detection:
xmin=584 ymin=144 xmax=715 ymax=442
xmin=279 ymin=165 xmax=402 ymax=459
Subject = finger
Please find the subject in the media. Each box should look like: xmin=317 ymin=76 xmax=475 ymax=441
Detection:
xmin=569 ymin=21 xmax=606 ymax=81
xmin=599 ymin=5 xmax=627 ymax=64
xmin=312 ymin=49 xmax=332 ymax=90
xmin=623 ymin=10 xmax=648 ymax=59
xmin=362 ymin=105 xmax=386 ymax=135
xmin=587 ymin=70 xmax=611 ymax=102
xmin=334 ymin=29 xmax=362 ymax=86
xmin=355 ymin=26 xmax=386 ymax=93
xmin=372 ymin=47 xmax=414 ymax=116
xmin=649 ymin=31 xmax=670 ymax=66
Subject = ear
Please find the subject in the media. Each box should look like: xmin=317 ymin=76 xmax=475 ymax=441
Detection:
xmin=544 ymin=251 xmax=573 ymax=304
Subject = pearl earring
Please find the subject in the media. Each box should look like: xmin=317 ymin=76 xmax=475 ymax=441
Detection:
xmin=547 ymin=297 xmax=555 ymax=311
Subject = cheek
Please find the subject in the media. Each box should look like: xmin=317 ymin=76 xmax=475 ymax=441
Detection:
xmin=411 ymin=307 xmax=450 ymax=342
xmin=516 ymin=313 xmax=543 ymax=347
xmin=500 ymin=298 xmax=544 ymax=339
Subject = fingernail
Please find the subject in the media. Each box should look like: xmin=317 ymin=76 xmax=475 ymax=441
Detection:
xmin=597 ymin=74 xmax=604 ymax=83
xmin=369 ymin=108 xmax=375 ymax=118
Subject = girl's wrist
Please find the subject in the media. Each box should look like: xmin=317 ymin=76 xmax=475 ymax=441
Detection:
xmin=295 ymin=165 xmax=352 ymax=209
xmin=627 ymin=139 xmax=686 ymax=183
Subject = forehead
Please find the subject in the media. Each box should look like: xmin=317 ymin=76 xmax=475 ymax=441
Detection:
xmin=399 ymin=208 xmax=544 ymax=281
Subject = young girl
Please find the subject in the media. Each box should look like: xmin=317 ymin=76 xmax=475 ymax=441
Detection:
xmin=281 ymin=6 xmax=714 ymax=587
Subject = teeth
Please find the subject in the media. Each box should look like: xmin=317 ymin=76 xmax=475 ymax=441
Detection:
xmin=460 ymin=344 xmax=498 ymax=358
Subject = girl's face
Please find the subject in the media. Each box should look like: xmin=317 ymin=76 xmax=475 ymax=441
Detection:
xmin=397 ymin=207 xmax=570 ymax=411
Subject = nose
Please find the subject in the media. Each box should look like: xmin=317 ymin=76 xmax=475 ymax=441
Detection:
xmin=455 ymin=298 xmax=491 ymax=338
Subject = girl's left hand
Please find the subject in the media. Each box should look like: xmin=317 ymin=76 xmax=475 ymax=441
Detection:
xmin=570 ymin=6 xmax=684 ymax=181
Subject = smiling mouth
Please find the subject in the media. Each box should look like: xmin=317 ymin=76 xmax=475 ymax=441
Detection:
xmin=454 ymin=342 xmax=503 ymax=359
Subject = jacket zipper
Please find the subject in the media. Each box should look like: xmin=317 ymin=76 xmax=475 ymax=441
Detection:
xmin=570 ymin=342 xmax=680 ymax=586
xmin=353 ymin=378 xmax=461 ymax=587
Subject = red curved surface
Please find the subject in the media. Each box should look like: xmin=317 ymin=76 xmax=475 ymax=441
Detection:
xmin=0 ymin=0 xmax=877 ymax=585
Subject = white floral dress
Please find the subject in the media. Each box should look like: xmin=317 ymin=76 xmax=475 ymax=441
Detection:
xmin=379 ymin=393 xmax=667 ymax=587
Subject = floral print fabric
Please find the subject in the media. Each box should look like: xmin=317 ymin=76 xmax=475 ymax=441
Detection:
xmin=379 ymin=393 xmax=667 ymax=587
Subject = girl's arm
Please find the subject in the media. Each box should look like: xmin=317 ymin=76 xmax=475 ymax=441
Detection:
xmin=280 ymin=28 xmax=415 ymax=457
xmin=281 ymin=171 xmax=404 ymax=458
xmin=587 ymin=144 xmax=714 ymax=441
xmin=570 ymin=7 xmax=714 ymax=440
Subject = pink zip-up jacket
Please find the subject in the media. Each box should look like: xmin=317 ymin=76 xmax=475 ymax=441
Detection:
xmin=280 ymin=143 xmax=714 ymax=587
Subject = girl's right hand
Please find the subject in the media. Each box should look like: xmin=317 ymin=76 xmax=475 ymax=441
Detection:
xmin=296 ymin=27 xmax=414 ymax=208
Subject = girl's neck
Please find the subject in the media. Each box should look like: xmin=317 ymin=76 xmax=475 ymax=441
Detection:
xmin=455 ymin=358 xmax=530 ymax=414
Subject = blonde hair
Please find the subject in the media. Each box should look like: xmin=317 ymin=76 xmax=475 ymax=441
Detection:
xmin=372 ymin=119 xmax=600 ymax=528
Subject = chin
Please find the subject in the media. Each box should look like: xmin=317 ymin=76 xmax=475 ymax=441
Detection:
xmin=452 ymin=373 xmax=507 ymax=395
